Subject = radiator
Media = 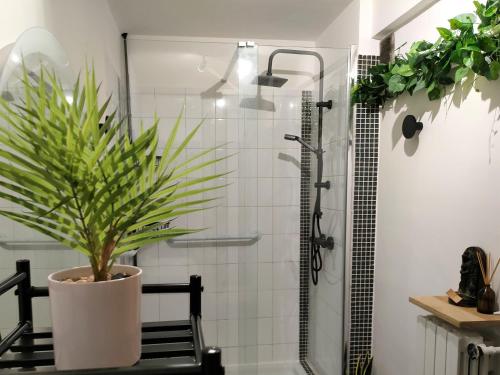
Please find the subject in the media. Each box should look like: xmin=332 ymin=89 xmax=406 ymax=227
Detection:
xmin=416 ymin=315 xmax=500 ymax=375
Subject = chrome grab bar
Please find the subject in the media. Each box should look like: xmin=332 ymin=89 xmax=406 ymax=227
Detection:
xmin=167 ymin=233 xmax=260 ymax=244
xmin=0 ymin=233 xmax=262 ymax=251
xmin=0 ymin=240 xmax=69 ymax=250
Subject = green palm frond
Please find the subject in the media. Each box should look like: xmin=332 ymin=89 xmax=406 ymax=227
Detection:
xmin=0 ymin=65 xmax=226 ymax=281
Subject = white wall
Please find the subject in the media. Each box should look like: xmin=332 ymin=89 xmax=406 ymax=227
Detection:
xmin=0 ymin=0 xmax=122 ymax=99
xmin=394 ymin=0 xmax=476 ymax=53
xmin=316 ymin=0 xmax=360 ymax=48
xmin=41 ymin=0 xmax=123 ymax=98
xmin=316 ymin=0 xmax=378 ymax=55
xmin=0 ymin=0 xmax=122 ymax=335
xmin=373 ymin=1 xmax=500 ymax=374
xmin=371 ymin=0 xmax=440 ymax=39
xmin=358 ymin=0 xmax=380 ymax=55
xmin=0 ymin=0 xmax=46 ymax=48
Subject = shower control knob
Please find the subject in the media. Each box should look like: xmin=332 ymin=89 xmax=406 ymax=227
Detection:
xmin=324 ymin=236 xmax=334 ymax=250
xmin=313 ymin=235 xmax=334 ymax=250
xmin=402 ymin=115 xmax=423 ymax=139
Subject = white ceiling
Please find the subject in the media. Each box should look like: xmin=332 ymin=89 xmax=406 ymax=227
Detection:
xmin=107 ymin=0 xmax=353 ymax=41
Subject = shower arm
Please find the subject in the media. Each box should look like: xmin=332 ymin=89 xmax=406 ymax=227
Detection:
xmin=266 ymin=49 xmax=331 ymax=213
xmin=266 ymin=49 xmax=325 ymax=103
xmin=267 ymin=48 xmax=334 ymax=287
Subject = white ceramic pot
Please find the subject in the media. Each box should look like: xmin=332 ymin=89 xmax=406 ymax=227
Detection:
xmin=48 ymin=265 xmax=142 ymax=370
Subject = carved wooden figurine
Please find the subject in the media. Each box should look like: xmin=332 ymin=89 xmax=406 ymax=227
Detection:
xmin=449 ymin=247 xmax=487 ymax=307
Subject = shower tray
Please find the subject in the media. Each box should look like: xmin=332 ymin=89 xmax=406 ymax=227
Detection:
xmin=0 ymin=260 xmax=223 ymax=375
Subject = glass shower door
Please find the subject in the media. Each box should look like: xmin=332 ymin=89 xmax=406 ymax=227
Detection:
xmin=234 ymin=43 xmax=259 ymax=375
xmin=128 ymin=38 xmax=351 ymax=375
xmin=127 ymin=39 xmax=259 ymax=374
xmin=255 ymin=44 xmax=351 ymax=375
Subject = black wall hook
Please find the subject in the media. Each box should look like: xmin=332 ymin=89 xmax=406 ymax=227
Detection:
xmin=402 ymin=115 xmax=423 ymax=139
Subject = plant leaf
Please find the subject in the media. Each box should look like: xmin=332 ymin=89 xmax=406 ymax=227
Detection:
xmin=388 ymin=75 xmax=406 ymax=93
xmin=455 ymin=66 xmax=471 ymax=82
xmin=437 ymin=27 xmax=453 ymax=40
xmin=391 ymin=64 xmax=415 ymax=77
xmin=0 ymin=64 xmax=226 ymax=280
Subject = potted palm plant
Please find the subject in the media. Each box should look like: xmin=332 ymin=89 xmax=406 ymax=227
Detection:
xmin=0 ymin=67 xmax=225 ymax=370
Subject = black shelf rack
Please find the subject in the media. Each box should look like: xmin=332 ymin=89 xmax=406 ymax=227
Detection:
xmin=0 ymin=260 xmax=224 ymax=375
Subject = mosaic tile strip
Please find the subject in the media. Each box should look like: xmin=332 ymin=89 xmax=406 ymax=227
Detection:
xmin=348 ymin=54 xmax=380 ymax=374
xmin=299 ymin=90 xmax=313 ymax=365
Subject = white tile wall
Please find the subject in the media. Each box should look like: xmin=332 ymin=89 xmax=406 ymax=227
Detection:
xmin=129 ymin=86 xmax=303 ymax=366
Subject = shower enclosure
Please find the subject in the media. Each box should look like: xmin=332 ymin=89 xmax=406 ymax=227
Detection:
xmin=125 ymin=38 xmax=351 ymax=375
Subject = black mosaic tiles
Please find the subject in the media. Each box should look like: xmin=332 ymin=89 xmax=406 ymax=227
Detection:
xmin=299 ymin=91 xmax=313 ymax=368
xmin=348 ymin=55 xmax=379 ymax=374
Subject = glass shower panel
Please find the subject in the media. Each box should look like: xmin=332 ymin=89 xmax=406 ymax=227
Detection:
xmin=127 ymin=39 xmax=259 ymax=371
xmin=308 ymin=47 xmax=350 ymax=375
xmin=255 ymin=44 xmax=351 ymax=375
xmin=254 ymin=45 xmax=316 ymax=372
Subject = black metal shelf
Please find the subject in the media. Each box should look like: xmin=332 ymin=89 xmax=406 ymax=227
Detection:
xmin=0 ymin=260 xmax=223 ymax=375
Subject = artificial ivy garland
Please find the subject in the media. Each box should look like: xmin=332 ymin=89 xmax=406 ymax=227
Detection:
xmin=352 ymin=0 xmax=499 ymax=106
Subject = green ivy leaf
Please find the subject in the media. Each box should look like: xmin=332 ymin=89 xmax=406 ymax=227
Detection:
xmin=454 ymin=66 xmax=470 ymax=82
xmin=449 ymin=19 xmax=461 ymax=30
xmin=471 ymin=51 xmax=490 ymax=75
xmin=414 ymin=79 xmax=427 ymax=93
xmin=382 ymin=72 xmax=393 ymax=85
xmin=455 ymin=13 xmax=477 ymax=24
xmin=391 ymin=64 xmax=415 ymax=77
xmin=410 ymin=40 xmax=434 ymax=53
xmin=406 ymin=77 xmax=418 ymax=95
xmin=368 ymin=64 xmax=389 ymax=75
xmin=493 ymin=24 xmax=500 ymax=36
xmin=449 ymin=13 xmax=476 ymax=30
xmin=388 ymin=75 xmax=406 ymax=93
xmin=437 ymin=27 xmax=454 ymax=40
xmin=462 ymin=45 xmax=482 ymax=52
xmin=351 ymin=0 xmax=499 ymax=106
xmin=463 ymin=56 xmax=474 ymax=68
xmin=450 ymin=49 xmax=464 ymax=65
xmin=486 ymin=61 xmax=500 ymax=80
xmin=427 ymin=82 xmax=442 ymax=100
xmin=477 ymin=36 xmax=497 ymax=52
xmin=438 ymin=76 xmax=455 ymax=85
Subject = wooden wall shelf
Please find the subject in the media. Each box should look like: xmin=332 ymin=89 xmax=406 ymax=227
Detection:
xmin=409 ymin=296 xmax=500 ymax=329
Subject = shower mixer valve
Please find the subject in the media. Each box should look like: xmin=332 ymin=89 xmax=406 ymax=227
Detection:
xmin=311 ymin=234 xmax=334 ymax=250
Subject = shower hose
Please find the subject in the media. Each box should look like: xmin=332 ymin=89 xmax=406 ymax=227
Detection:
xmin=311 ymin=149 xmax=326 ymax=286
xmin=311 ymin=211 xmax=323 ymax=285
